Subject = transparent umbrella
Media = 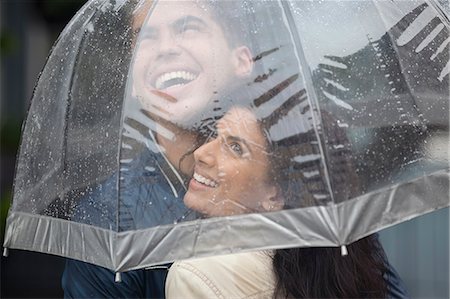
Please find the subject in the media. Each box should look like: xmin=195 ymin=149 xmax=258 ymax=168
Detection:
xmin=3 ymin=0 xmax=449 ymax=272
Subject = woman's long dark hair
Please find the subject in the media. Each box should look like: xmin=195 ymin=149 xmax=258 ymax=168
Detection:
xmin=249 ymin=78 xmax=389 ymax=298
xmin=273 ymin=236 xmax=389 ymax=298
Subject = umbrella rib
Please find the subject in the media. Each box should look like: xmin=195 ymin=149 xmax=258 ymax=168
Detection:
xmin=277 ymin=1 xmax=336 ymax=199
xmin=277 ymin=0 xmax=339 ymax=240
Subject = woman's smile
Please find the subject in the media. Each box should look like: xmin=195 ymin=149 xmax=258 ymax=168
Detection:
xmin=191 ymin=172 xmax=219 ymax=188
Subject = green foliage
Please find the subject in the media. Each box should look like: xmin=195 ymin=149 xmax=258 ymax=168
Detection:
xmin=0 ymin=120 xmax=22 ymax=154
xmin=0 ymin=31 xmax=19 ymax=57
xmin=0 ymin=120 xmax=20 ymax=242
xmin=38 ymin=0 xmax=86 ymax=23
xmin=0 ymin=189 xmax=12 ymax=242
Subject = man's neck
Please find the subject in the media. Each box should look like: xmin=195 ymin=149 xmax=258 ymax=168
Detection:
xmin=155 ymin=123 xmax=197 ymax=177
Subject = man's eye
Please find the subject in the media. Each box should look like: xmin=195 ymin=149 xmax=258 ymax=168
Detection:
xmin=177 ymin=24 xmax=201 ymax=35
xmin=229 ymin=142 xmax=243 ymax=156
xmin=185 ymin=24 xmax=200 ymax=31
xmin=140 ymin=29 xmax=158 ymax=41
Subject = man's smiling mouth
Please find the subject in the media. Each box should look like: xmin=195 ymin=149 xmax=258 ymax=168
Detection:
xmin=154 ymin=71 xmax=198 ymax=90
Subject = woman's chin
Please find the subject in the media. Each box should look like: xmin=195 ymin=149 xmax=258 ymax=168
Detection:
xmin=183 ymin=192 xmax=219 ymax=218
xmin=183 ymin=192 xmax=206 ymax=214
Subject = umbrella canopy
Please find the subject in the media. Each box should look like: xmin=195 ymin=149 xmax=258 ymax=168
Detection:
xmin=3 ymin=0 xmax=449 ymax=272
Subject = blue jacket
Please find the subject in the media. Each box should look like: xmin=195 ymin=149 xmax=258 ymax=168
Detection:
xmin=62 ymin=146 xmax=192 ymax=298
xmin=63 ymin=259 xmax=167 ymax=298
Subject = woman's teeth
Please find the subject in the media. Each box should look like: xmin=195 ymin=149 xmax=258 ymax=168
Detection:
xmin=193 ymin=172 xmax=218 ymax=188
xmin=155 ymin=71 xmax=197 ymax=89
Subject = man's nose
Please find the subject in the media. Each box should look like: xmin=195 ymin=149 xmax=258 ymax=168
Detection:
xmin=194 ymin=140 xmax=218 ymax=168
xmin=156 ymin=31 xmax=182 ymax=59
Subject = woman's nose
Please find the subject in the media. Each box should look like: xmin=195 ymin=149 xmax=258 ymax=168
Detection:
xmin=194 ymin=140 xmax=217 ymax=168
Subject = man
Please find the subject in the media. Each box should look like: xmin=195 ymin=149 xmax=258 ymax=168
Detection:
xmin=130 ymin=0 xmax=253 ymax=181
xmin=62 ymin=1 xmax=253 ymax=297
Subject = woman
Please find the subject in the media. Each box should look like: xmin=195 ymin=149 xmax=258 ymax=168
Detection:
xmin=165 ymin=105 xmax=391 ymax=298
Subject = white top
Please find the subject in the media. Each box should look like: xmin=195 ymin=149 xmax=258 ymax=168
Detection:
xmin=166 ymin=251 xmax=276 ymax=299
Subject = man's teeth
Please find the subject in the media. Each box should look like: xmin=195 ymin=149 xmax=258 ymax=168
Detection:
xmin=155 ymin=71 xmax=197 ymax=89
xmin=193 ymin=172 xmax=218 ymax=188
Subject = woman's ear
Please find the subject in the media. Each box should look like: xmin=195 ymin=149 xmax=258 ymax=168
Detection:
xmin=261 ymin=187 xmax=284 ymax=212
xmin=232 ymin=46 xmax=254 ymax=77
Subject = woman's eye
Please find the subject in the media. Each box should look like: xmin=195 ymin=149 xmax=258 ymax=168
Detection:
xmin=229 ymin=142 xmax=243 ymax=156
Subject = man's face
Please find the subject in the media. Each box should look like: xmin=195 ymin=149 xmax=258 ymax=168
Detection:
xmin=132 ymin=0 xmax=252 ymax=129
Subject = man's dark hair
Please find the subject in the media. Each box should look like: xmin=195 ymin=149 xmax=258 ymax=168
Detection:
xmin=204 ymin=0 xmax=254 ymax=47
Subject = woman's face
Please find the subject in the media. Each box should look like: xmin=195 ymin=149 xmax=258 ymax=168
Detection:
xmin=183 ymin=107 xmax=280 ymax=217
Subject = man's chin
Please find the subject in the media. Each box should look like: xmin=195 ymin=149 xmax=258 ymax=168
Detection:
xmin=169 ymin=115 xmax=206 ymax=131
xmin=167 ymin=105 xmax=222 ymax=130
xmin=139 ymin=95 xmax=226 ymax=131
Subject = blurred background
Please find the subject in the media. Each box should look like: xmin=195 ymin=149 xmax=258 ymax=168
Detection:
xmin=0 ymin=0 xmax=448 ymax=298
xmin=1 ymin=1 xmax=85 ymax=297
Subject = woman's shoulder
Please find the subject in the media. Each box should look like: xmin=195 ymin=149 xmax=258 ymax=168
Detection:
xmin=166 ymin=251 xmax=275 ymax=299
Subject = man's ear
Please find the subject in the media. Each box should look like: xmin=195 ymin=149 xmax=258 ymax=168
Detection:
xmin=261 ymin=187 xmax=284 ymax=212
xmin=232 ymin=46 xmax=254 ymax=77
